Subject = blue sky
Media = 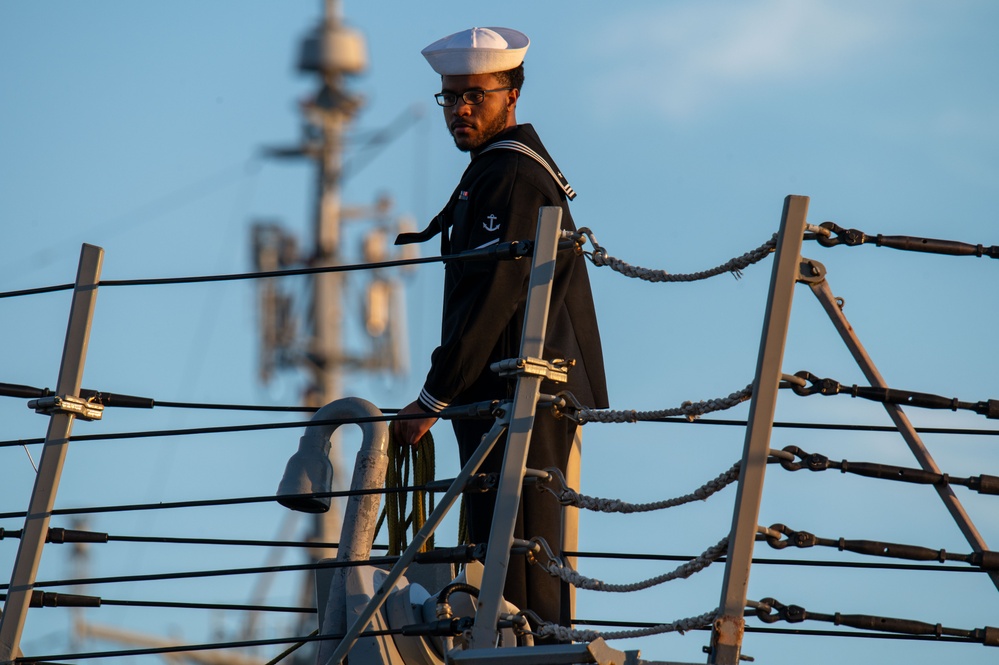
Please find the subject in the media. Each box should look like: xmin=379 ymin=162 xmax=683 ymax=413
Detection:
xmin=2 ymin=2 xmax=998 ymax=663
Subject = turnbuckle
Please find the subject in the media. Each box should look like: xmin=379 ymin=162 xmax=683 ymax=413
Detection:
xmin=814 ymin=221 xmax=999 ymax=258
xmin=789 ymin=370 xmax=998 ymax=418
xmin=752 ymin=597 xmax=999 ymax=644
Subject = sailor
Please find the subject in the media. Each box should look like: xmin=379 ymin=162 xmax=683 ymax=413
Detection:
xmin=394 ymin=26 xmax=608 ymax=631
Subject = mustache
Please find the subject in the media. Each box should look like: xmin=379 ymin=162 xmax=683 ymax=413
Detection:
xmin=450 ymin=120 xmax=474 ymax=131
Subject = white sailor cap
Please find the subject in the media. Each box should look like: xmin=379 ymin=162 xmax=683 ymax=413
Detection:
xmin=421 ymin=27 xmax=529 ymax=76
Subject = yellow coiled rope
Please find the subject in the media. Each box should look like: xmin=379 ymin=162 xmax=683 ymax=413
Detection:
xmin=378 ymin=423 xmax=436 ymax=555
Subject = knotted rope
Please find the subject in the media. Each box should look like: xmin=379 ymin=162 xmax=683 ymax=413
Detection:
xmin=572 ymin=227 xmax=777 ymax=282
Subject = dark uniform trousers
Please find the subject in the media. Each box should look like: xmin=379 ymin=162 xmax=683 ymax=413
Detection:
xmin=454 ymin=410 xmax=576 ymax=632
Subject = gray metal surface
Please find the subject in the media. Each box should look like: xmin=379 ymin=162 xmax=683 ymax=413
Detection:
xmin=0 ymin=244 xmax=104 ymax=662
xmin=468 ymin=206 xmax=563 ymax=650
xmin=710 ymin=196 xmax=809 ymax=664
xmin=321 ymin=415 xmax=511 ymax=665
xmin=291 ymin=398 xmax=390 ymax=664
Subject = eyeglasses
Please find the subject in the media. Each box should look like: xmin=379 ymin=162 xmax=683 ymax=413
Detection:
xmin=434 ymin=87 xmax=513 ymax=107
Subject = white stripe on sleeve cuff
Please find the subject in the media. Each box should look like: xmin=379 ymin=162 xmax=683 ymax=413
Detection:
xmin=419 ymin=388 xmax=449 ymax=414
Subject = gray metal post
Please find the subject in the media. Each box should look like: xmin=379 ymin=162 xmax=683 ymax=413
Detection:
xmin=806 ymin=271 xmax=999 ymax=593
xmin=0 ymin=244 xmax=104 ymax=663
xmin=468 ymin=206 xmax=563 ymax=649
xmin=298 ymin=398 xmax=389 ymax=665
xmin=321 ymin=414 xmax=511 ymax=665
xmin=710 ymin=196 xmax=808 ymax=664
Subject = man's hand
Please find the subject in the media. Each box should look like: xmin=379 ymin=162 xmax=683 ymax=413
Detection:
xmin=394 ymin=400 xmax=439 ymax=447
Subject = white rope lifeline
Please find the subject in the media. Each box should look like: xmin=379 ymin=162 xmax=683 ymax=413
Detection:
xmin=542 ymin=538 xmax=729 ymax=593
xmin=576 ymin=228 xmax=777 ymax=283
xmin=536 ymin=609 xmax=719 ymax=642
xmin=576 ymin=385 xmax=753 ymax=424
xmin=557 ymin=463 xmax=741 ymax=514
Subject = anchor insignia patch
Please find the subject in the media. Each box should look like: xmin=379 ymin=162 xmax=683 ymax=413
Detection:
xmin=483 ymin=214 xmax=500 ymax=232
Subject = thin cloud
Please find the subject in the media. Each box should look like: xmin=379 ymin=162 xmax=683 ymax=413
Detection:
xmin=594 ymin=0 xmax=902 ymax=120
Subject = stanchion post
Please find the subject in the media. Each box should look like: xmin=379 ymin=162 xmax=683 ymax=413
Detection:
xmin=709 ymin=197 xmax=808 ymax=664
xmin=468 ymin=206 xmax=563 ymax=649
xmin=0 ymin=244 xmax=104 ymax=663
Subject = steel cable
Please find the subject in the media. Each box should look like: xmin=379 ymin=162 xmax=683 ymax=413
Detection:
xmin=0 ymin=483 xmax=443 ymax=521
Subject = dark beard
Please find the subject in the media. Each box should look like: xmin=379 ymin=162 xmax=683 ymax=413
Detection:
xmin=451 ymin=106 xmax=510 ymax=152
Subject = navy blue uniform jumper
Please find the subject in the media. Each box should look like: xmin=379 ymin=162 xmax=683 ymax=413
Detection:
xmin=397 ymin=123 xmax=608 ymax=627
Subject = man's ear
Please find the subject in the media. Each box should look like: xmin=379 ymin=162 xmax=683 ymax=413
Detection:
xmin=507 ymin=87 xmax=520 ymax=110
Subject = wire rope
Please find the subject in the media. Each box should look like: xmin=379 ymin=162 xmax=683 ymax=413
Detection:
xmin=2 ymin=409 xmax=994 ymax=452
xmin=2 ymin=556 xmax=401 ymax=591
xmin=0 ymin=593 xmax=312 ymax=614
xmin=0 ymin=483 xmax=441 ymax=521
xmin=12 ymin=627 xmax=401 ymax=664
xmin=0 ymin=244 xmax=509 ymax=300
xmin=563 ymin=550 xmax=986 ymax=574
xmin=571 ymin=619 xmax=985 ymax=644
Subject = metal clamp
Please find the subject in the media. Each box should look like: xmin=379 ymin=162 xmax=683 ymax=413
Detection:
xmin=797 ymin=257 xmax=827 ymax=284
xmin=490 ymin=357 xmax=574 ymax=384
xmin=27 ymin=395 xmax=104 ymax=421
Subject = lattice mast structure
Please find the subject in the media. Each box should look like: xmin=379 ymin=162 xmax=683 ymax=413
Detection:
xmin=250 ymin=1 xmax=411 ymax=658
xmin=253 ymin=0 xmax=410 ymax=560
